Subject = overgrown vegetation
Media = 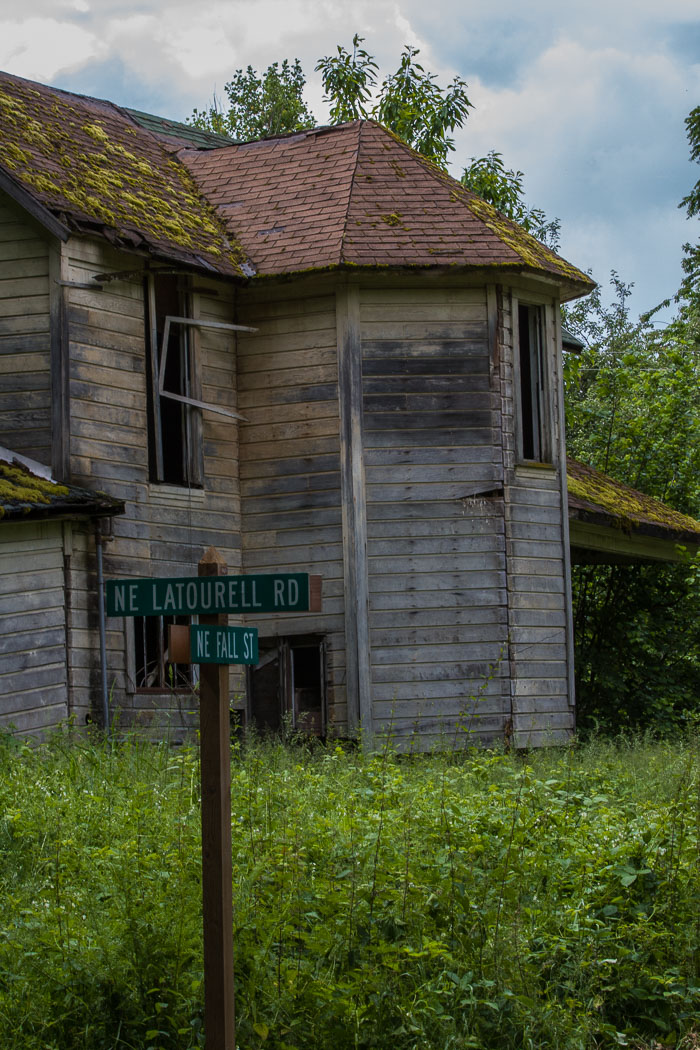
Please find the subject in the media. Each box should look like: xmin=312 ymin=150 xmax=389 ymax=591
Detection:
xmin=1 ymin=730 xmax=699 ymax=1049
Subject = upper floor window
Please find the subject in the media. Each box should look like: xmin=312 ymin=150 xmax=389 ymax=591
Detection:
xmin=517 ymin=303 xmax=551 ymax=463
xmin=145 ymin=273 xmax=203 ymax=487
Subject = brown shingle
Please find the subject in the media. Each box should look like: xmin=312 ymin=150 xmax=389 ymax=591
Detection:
xmin=183 ymin=122 xmax=594 ymax=295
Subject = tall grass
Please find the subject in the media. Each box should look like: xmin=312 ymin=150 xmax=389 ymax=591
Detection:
xmin=0 ymin=729 xmax=698 ymax=1049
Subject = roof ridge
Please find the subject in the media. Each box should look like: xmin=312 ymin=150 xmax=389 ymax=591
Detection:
xmin=338 ymin=122 xmax=365 ymax=265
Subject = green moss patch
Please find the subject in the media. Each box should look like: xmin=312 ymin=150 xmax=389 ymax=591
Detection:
xmin=0 ymin=75 xmax=245 ymax=276
xmin=0 ymin=463 xmax=69 ymax=519
xmin=567 ymin=458 xmax=700 ymax=537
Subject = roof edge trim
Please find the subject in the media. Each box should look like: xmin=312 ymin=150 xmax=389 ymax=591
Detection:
xmin=0 ymin=167 xmax=70 ymax=241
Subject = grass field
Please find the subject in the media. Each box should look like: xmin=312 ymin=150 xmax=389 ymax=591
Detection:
xmin=0 ymin=729 xmax=698 ymax=1049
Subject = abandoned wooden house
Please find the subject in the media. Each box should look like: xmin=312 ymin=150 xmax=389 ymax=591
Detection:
xmin=2 ymin=70 xmax=700 ymax=744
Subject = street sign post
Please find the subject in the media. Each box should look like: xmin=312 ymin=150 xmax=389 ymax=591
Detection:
xmin=105 ymin=554 xmax=322 ymax=1050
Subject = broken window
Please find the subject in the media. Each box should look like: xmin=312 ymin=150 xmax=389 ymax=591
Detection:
xmin=247 ymin=636 xmax=326 ymax=735
xmin=517 ymin=303 xmax=551 ymax=462
xmin=133 ymin=613 xmax=194 ymax=690
xmin=145 ymin=273 xmax=203 ymax=486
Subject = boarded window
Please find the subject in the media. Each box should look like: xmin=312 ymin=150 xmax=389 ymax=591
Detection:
xmin=247 ymin=636 xmax=325 ymax=735
xmin=133 ymin=614 xmax=194 ymax=690
xmin=517 ymin=304 xmax=550 ymax=462
xmin=145 ymin=274 xmax=203 ymax=486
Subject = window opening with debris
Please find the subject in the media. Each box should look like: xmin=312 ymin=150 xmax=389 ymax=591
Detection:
xmin=247 ymin=636 xmax=326 ymax=735
xmin=133 ymin=613 xmax=195 ymax=690
xmin=145 ymin=273 xmax=202 ymax=486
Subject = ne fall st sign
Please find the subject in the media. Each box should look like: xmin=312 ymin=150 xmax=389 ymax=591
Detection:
xmin=191 ymin=625 xmax=259 ymax=665
xmin=106 ymin=573 xmax=321 ymax=617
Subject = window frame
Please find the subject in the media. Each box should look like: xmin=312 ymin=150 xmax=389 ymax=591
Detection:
xmin=145 ymin=272 xmax=204 ymax=487
xmin=246 ymin=635 xmax=327 ymax=735
xmin=513 ymin=298 xmax=555 ymax=464
xmin=125 ymin=614 xmax=198 ymax=695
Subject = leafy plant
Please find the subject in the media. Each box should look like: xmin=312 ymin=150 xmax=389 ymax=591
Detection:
xmin=0 ymin=730 xmax=698 ymax=1049
xmin=189 ymin=59 xmax=315 ymax=141
xmin=461 ymin=150 xmax=560 ymax=247
xmin=316 ymin=35 xmax=472 ymax=168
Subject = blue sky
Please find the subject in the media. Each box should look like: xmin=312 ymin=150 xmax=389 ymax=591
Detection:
xmin=1 ymin=0 xmax=698 ymax=320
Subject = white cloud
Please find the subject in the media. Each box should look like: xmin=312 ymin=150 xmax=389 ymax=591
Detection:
xmin=0 ymin=17 xmax=104 ymax=80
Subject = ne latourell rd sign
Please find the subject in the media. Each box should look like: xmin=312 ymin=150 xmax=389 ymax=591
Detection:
xmin=106 ymin=572 xmax=320 ymax=617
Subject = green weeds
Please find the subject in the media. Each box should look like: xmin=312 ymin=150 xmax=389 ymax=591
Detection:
xmin=0 ymin=731 xmax=698 ymax=1049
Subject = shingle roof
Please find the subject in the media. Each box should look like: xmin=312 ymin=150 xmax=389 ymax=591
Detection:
xmin=567 ymin=458 xmax=700 ymax=545
xmin=124 ymin=107 xmax=236 ymax=151
xmin=0 ymin=71 xmax=594 ymax=293
xmin=0 ymin=71 xmax=246 ymax=277
xmin=182 ymin=121 xmax=595 ymax=295
xmin=0 ymin=456 xmax=124 ymax=522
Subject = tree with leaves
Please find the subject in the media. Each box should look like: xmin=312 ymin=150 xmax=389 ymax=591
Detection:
xmin=316 ymin=35 xmax=472 ymax=168
xmin=678 ymin=105 xmax=700 ymax=303
xmin=563 ymin=260 xmax=700 ymax=733
xmin=189 ymin=58 xmax=315 ymax=141
xmin=460 ymin=150 xmax=560 ymax=247
xmin=190 ymin=36 xmax=471 ymax=168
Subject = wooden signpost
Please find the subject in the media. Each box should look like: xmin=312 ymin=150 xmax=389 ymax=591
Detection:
xmin=106 ymin=551 xmax=322 ymax=1050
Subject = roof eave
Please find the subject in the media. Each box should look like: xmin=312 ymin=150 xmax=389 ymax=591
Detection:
xmin=568 ymin=510 xmax=700 ymax=564
xmin=1 ymin=498 xmax=125 ymax=523
xmin=245 ymin=258 xmax=595 ymax=296
xmin=0 ymin=166 xmax=70 ymax=241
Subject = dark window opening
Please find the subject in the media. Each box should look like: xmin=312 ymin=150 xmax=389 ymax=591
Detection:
xmin=145 ymin=273 xmax=202 ymax=486
xmin=134 ymin=614 xmax=194 ymax=690
xmin=518 ymin=304 xmax=549 ymax=462
xmin=247 ymin=636 xmax=325 ymax=736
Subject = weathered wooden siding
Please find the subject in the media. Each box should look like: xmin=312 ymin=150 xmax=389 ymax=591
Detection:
xmin=0 ymin=520 xmax=70 ymax=737
xmin=359 ymin=285 xmax=510 ymax=748
xmin=0 ymin=194 xmax=51 ymax=463
xmin=236 ymin=281 xmax=346 ymax=726
xmin=499 ymin=287 xmax=573 ymax=747
xmin=61 ymin=237 xmax=242 ymax=733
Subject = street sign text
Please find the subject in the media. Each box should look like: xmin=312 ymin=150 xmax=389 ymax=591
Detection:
xmin=106 ymin=573 xmax=319 ymax=617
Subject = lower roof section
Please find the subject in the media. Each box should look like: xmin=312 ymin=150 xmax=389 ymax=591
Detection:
xmin=567 ymin=458 xmax=700 ymax=564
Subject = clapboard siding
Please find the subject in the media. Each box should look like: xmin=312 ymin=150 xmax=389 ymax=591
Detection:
xmin=0 ymin=521 xmax=68 ymax=737
xmin=0 ymin=195 xmax=51 ymax=462
xmin=360 ymin=285 xmax=509 ymax=748
xmin=59 ymin=239 xmax=243 ymax=731
xmin=499 ymin=284 xmax=572 ymax=746
xmin=237 ymin=282 xmax=345 ymax=723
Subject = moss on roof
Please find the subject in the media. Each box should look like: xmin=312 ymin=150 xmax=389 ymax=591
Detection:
xmin=0 ymin=460 xmax=123 ymax=521
xmin=0 ymin=72 xmax=246 ymax=277
xmin=465 ymin=195 xmax=591 ymax=285
xmin=567 ymin=458 xmax=700 ymax=539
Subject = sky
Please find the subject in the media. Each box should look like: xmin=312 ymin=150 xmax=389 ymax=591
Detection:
xmin=1 ymin=0 xmax=698 ymax=322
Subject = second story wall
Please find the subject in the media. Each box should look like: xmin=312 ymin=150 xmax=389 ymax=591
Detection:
xmin=59 ymin=236 xmax=242 ymax=730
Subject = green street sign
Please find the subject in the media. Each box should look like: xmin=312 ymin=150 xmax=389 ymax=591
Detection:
xmin=106 ymin=573 xmax=317 ymax=617
xmin=191 ymin=625 xmax=258 ymax=665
